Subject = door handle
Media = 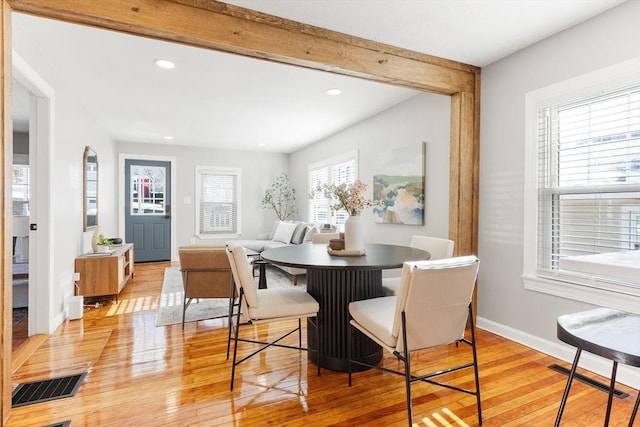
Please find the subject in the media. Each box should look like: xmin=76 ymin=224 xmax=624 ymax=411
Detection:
xmin=165 ymin=204 xmax=171 ymax=219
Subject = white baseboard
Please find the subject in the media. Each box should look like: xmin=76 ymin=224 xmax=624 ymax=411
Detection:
xmin=476 ymin=316 xmax=640 ymax=390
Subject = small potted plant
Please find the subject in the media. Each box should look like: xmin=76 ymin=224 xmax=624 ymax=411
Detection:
xmin=96 ymin=234 xmax=113 ymax=253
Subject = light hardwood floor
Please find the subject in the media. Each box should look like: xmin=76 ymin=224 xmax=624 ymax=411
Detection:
xmin=8 ymin=262 xmax=639 ymax=426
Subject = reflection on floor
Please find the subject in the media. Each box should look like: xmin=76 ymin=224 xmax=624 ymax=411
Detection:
xmin=12 ymin=308 xmax=28 ymax=350
xmin=13 ymin=308 xmax=27 ymax=326
xmin=12 ymin=260 xmax=29 ymax=350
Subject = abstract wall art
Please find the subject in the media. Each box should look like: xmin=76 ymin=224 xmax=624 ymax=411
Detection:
xmin=372 ymin=142 xmax=425 ymax=225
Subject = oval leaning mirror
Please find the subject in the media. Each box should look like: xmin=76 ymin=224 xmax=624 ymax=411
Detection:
xmin=83 ymin=146 xmax=98 ymax=231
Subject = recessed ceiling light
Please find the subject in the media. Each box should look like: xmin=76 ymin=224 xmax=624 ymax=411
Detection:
xmin=163 ymin=135 xmax=174 ymax=140
xmin=327 ymin=88 xmax=342 ymax=95
xmin=155 ymin=59 xmax=175 ymax=69
xmin=258 ymin=142 xmax=266 ymax=147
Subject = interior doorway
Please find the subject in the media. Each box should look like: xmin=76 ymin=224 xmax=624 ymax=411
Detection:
xmin=11 ymin=52 xmax=55 ymax=342
xmin=11 ymin=80 xmax=31 ymax=349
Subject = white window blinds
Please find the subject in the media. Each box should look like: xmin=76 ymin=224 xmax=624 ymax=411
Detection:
xmin=309 ymin=167 xmax=329 ymax=224
xmin=196 ymin=167 xmax=241 ymax=236
xmin=332 ymin=158 xmax=356 ymax=224
xmin=308 ymin=152 xmax=357 ymax=225
xmin=536 ymin=84 xmax=640 ymax=283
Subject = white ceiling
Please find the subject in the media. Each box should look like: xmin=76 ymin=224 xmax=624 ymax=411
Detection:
xmin=11 ymin=0 xmax=626 ymax=153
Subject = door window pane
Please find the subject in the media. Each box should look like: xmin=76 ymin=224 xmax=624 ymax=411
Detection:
xmin=130 ymin=165 xmax=166 ymax=215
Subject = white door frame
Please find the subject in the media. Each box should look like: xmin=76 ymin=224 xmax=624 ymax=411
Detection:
xmin=118 ymin=153 xmax=178 ymax=262
xmin=13 ymin=52 xmax=55 ymax=335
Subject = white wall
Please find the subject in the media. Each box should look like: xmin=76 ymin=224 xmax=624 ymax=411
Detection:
xmin=290 ymin=92 xmax=452 ymax=253
xmin=14 ymin=20 xmax=119 ymax=332
xmin=50 ymin=97 xmax=117 ymax=327
xmin=115 ymin=141 xmax=290 ymax=249
xmin=478 ymin=0 xmax=640 ymax=386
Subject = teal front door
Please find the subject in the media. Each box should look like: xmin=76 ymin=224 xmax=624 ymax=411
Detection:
xmin=124 ymin=159 xmax=171 ymax=262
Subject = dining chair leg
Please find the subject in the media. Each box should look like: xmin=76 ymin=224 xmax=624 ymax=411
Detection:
xmin=604 ymin=361 xmax=618 ymax=427
xmin=226 ymin=297 xmax=236 ymax=360
xmin=230 ymin=292 xmax=244 ymax=391
xmin=629 ymin=390 xmax=639 ymax=427
xmin=226 ymin=278 xmax=237 ymax=360
xmin=182 ymin=299 xmax=187 ymax=330
xmin=554 ymin=348 xmax=582 ymax=427
xmin=314 ymin=316 xmax=321 ymax=376
xmin=347 ymin=321 xmax=353 ymax=387
xmin=401 ymin=312 xmax=413 ymax=427
xmin=226 ymin=304 xmax=233 ymax=359
xmin=298 ymin=319 xmax=302 ymax=349
xmin=468 ymin=304 xmax=483 ymax=425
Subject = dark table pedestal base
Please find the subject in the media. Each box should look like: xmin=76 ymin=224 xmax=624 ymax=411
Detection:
xmin=253 ymin=260 xmax=268 ymax=289
xmin=306 ymin=268 xmax=383 ymax=372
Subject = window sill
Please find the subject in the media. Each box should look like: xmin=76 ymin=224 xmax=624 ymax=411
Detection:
xmin=522 ymin=274 xmax=640 ymax=315
xmin=559 ymin=251 xmax=640 ymax=282
xmin=195 ymin=233 xmax=240 ymax=241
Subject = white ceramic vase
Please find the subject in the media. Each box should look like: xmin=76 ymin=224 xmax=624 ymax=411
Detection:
xmin=91 ymin=228 xmax=99 ymax=253
xmin=344 ymin=215 xmax=364 ymax=251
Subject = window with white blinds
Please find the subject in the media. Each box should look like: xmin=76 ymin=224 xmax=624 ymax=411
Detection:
xmin=536 ymin=84 xmax=640 ymax=285
xmin=523 ymin=59 xmax=640 ymax=312
xmin=521 ymin=58 xmax=640 ymax=316
xmin=308 ymin=151 xmax=357 ymax=225
xmin=195 ymin=166 xmax=241 ymax=237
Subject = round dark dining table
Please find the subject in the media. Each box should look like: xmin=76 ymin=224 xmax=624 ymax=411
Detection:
xmin=261 ymin=242 xmax=430 ymax=372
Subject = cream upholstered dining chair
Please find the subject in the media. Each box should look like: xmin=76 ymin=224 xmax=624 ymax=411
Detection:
xmin=348 ymin=256 xmax=481 ymax=427
xmin=381 ymin=235 xmax=455 ymax=296
xmin=225 ymin=243 xmax=321 ymax=391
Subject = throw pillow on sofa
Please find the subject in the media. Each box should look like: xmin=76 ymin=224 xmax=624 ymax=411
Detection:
xmin=303 ymin=225 xmax=320 ymax=243
xmin=272 ymin=221 xmax=298 ymax=243
xmin=290 ymin=222 xmax=308 ymax=244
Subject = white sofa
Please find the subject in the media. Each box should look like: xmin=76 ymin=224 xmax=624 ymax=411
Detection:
xmin=229 ymin=220 xmax=323 ymax=285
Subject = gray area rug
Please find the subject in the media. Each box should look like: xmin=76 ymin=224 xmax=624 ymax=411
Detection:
xmin=156 ymin=265 xmax=306 ymax=327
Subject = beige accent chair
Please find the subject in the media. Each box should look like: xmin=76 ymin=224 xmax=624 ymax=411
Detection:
xmin=348 ymin=256 xmax=482 ymax=426
xmin=382 ymin=235 xmax=455 ymax=296
xmin=225 ymin=243 xmax=321 ymax=391
xmin=178 ymin=246 xmax=234 ymax=329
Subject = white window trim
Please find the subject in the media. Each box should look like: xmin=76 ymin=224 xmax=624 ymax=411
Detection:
xmin=308 ymin=150 xmax=359 ymax=180
xmin=522 ymin=57 xmax=640 ymax=314
xmin=195 ymin=165 xmax=242 ymax=239
xmin=308 ymin=150 xmax=359 ymax=225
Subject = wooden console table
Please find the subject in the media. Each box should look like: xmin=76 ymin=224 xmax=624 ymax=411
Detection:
xmin=75 ymin=243 xmax=134 ymax=300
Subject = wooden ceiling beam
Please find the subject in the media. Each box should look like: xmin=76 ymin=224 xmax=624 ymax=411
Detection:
xmin=9 ymin=0 xmax=478 ymax=95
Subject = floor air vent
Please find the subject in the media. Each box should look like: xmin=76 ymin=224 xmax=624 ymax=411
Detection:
xmin=549 ymin=364 xmax=629 ymax=398
xmin=43 ymin=422 xmax=71 ymax=427
xmin=12 ymin=372 xmax=87 ymax=408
